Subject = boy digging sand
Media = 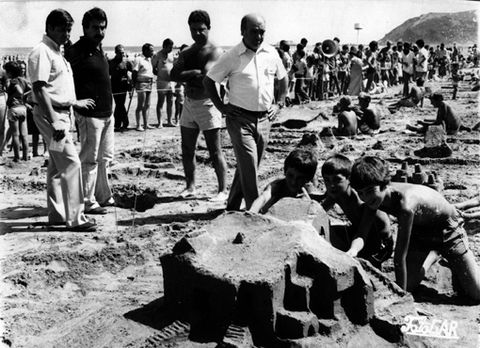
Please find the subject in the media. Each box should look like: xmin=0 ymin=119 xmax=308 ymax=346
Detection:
xmin=351 ymin=156 xmax=480 ymax=302
xmin=320 ymin=154 xmax=393 ymax=268
xmin=250 ymin=149 xmax=317 ymax=214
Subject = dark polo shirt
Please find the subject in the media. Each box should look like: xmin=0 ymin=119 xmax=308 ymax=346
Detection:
xmin=65 ymin=36 xmax=112 ymax=118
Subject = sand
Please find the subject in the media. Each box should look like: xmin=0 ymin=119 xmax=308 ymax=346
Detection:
xmin=0 ymin=78 xmax=479 ymax=347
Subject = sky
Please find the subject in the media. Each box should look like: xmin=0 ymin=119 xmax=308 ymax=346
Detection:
xmin=0 ymin=0 xmax=478 ymax=49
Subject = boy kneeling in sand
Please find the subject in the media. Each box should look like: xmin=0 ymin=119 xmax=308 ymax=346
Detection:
xmin=406 ymin=92 xmax=463 ymax=135
xmin=350 ymin=156 xmax=480 ymax=302
xmin=250 ymin=149 xmax=317 ymax=214
xmin=320 ymin=154 xmax=393 ymax=268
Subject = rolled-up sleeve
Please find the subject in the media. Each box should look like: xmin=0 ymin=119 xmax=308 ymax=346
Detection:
xmin=27 ymin=46 xmax=50 ymax=84
xmin=207 ymin=50 xmax=233 ymax=83
xmin=274 ymin=55 xmax=287 ymax=80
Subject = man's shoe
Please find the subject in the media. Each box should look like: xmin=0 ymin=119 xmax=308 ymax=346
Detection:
xmin=100 ymin=198 xmax=116 ymax=207
xmin=70 ymin=220 xmax=97 ymax=232
xmin=85 ymin=206 xmax=108 ymax=215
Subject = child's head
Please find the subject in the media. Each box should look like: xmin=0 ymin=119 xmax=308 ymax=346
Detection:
xmin=284 ymin=149 xmax=318 ymax=194
xmin=350 ymin=156 xmax=390 ymax=190
xmin=3 ymin=61 xmax=22 ymax=79
xmin=333 ymin=96 xmax=352 ymax=113
xmin=350 ymin=156 xmax=391 ymax=208
xmin=358 ymin=92 xmax=371 ymax=108
xmin=321 ymin=154 xmax=352 ymax=197
xmin=429 ymin=92 xmax=444 ymax=107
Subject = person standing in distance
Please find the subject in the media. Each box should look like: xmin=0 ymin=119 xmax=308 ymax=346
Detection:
xmin=204 ymin=13 xmax=288 ymax=210
xmin=152 ymin=38 xmax=175 ymax=128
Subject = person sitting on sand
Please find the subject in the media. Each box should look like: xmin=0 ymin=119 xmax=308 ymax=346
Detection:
xmin=406 ymin=92 xmax=462 ymax=135
xmin=250 ymin=148 xmax=317 ymax=214
xmin=388 ymin=78 xmax=427 ymax=114
xmin=355 ymin=92 xmax=381 ymax=135
xmin=331 ymin=96 xmax=357 ymax=136
xmin=350 ymin=156 xmax=480 ymax=302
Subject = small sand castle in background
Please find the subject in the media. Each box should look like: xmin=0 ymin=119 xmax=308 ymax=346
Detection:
xmin=391 ymin=162 xmax=444 ymax=192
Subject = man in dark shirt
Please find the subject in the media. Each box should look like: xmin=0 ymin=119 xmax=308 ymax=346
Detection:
xmin=109 ymin=44 xmax=132 ymax=131
xmin=65 ymin=7 xmax=114 ymax=215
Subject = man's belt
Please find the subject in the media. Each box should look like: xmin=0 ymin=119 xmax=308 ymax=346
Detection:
xmin=136 ymin=77 xmax=153 ymax=83
xmin=33 ymin=103 xmax=71 ymax=112
xmin=231 ymin=104 xmax=268 ymax=118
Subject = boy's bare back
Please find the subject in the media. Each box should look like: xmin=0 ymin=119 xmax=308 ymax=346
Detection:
xmin=384 ymin=182 xmax=457 ymax=227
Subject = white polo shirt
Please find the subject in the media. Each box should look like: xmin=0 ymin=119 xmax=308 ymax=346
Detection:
xmin=27 ymin=35 xmax=76 ymax=107
xmin=402 ymin=51 xmax=415 ymax=75
xmin=207 ymin=41 xmax=287 ymax=112
xmin=415 ymin=47 xmax=428 ymax=73
xmin=133 ymin=55 xmax=154 ymax=81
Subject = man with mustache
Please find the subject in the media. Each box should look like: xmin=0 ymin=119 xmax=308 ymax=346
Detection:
xmin=204 ymin=13 xmax=288 ymax=210
xmin=65 ymin=7 xmax=114 ymax=215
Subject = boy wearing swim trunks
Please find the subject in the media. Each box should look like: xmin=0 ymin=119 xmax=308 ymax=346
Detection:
xmin=350 ymin=156 xmax=480 ymax=302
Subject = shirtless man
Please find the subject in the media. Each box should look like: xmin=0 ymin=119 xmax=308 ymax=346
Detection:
xmin=170 ymin=10 xmax=227 ymax=201
xmin=332 ymin=96 xmax=357 ymax=136
xmin=152 ymin=38 xmax=175 ymax=128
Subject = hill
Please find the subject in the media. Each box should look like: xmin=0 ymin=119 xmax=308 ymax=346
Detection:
xmin=380 ymin=10 xmax=478 ymax=46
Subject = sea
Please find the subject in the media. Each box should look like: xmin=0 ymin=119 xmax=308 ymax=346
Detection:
xmin=0 ymin=46 xmax=156 ymax=62
xmin=0 ymin=45 xmax=239 ymax=62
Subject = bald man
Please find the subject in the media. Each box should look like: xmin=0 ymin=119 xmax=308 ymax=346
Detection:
xmin=204 ymin=13 xmax=288 ymax=210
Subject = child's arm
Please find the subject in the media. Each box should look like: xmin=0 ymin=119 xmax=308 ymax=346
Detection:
xmin=346 ymin=206 xmax=375 ymax=256
xmin=249 ymin=184 xmax=273 ymax=214
xmin=320 ymin=195 xmax=336 ymax=211
xmin=393 ymin=209 xmax=414 ymax=290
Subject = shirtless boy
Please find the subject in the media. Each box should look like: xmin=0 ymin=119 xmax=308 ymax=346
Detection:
xmin=407 ymin=92 xmax=462 ymax=135
xmin=320 ymin=154 xmax=393 ymax=268
xmin=332 ymin=96 xmax=357 ymax=136
xmin=350 ymin=156 xmax=480 ymax=302
xmin=356 ymin=92 xmax=381 ymax=135
xmin=250 ymin=149 xmax=317 ymax=214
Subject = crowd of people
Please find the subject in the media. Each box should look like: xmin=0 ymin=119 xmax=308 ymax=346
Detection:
xmin=1 ymin=7 xmax=480 ymax=302
xmin=275 ymin=37 xmax=479 ymax=105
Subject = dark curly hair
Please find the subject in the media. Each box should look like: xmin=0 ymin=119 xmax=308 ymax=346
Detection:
xmin=3 ymin=61 xmax=22 ymax=78
xmin=82 ymin=7 xmax=108 ymax=29
xmin=321 ymin=154 xmax=352 ymax=178
xmin=350 ymin=156 xmax=391 ymax=190
xmin=188 ymin=10 xmax=210 ymax=29
xmin=284 ymin=149 xmax=318 ymax=181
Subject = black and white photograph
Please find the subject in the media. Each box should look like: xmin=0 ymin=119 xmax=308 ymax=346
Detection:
xmin=0 ymin=0 xmax=479 ymax=347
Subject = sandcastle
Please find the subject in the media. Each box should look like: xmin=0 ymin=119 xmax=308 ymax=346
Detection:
xmin=159 ymin=201 xmax=417 ymax=347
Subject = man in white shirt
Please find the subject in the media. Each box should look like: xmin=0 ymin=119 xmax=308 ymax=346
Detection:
xmin=27 ymin=9 xmax=96 ymax=231
xmin=152 ymin=38 xmax=175 ymax=128
xmin=133 ymin=43 xmax=154 ymax=131
xmin=415 ymin=39 xmax=428 ymax=82
xmin=204 ymin=13 xmax=288 ymax=210
xmin=401 ymin=42 xmax=415 ymax=97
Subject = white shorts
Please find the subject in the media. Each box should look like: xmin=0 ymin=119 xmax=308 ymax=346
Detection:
xmin=180 ymin=97 xmax=222 ymax=131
